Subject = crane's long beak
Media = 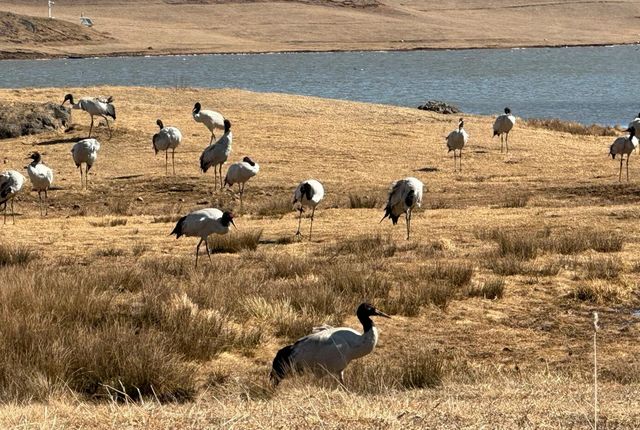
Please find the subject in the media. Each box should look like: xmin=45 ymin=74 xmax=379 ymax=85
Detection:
xmin=375 ymin=309 xmax=391 ymax=319
xmin=231 ymin=220 xmax=238 ymax=230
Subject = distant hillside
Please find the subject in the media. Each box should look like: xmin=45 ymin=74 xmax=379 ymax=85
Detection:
xmin=0 ymin=11 xmax=109 ymax=44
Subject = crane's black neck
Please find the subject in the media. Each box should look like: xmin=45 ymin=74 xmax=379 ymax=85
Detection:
xmin=357 ymin=310 xmax=374 ymax=333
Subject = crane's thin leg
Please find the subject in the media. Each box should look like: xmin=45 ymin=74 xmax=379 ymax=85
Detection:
xmin=309 ymin=206 xmax=316 ymax=241
xmin=38 ymin=191 xmax=42 ymax=216
xmin=619 ymin=157 xmax=623 ymax=182
xmin=103 ymin=116 xmax=112 ymax=139
xmin=11 ymin=199 xmax=15 ymax=224
xmin=506 ymin=133 xmax=509 ymax=154
xmin=500 ymin=134 xmax=503 ymax=153
xmin=453 ymin=151 xmax=457 ymax=172
xmin=44 ymin=189 xmax=48 ymax=216
xmin=406 ymin=209 xmax=411 ymax=240
xmin=626 ymin=155 xmax=630 ymax=182
xmin=338 ymin=371 xmax=345 ymax=387
xmin=2 ymin=202 xmax=5 ymax=225
xmin=79 ymin=166 xmax=83 ymax=189
xmin=165 ymin=150 xmax=169 ymax=176
xmin=460 ymin=150 xmax=463 ymax=172
xmin=172 ymin=149 xmax=176 ymax=176
xmin=195 ymin=238 xmax=203 ymax=268
xmin=88 ymin=116 xmax=94 ymax=138
xmin=205 ymin=238 xmax=212 ymax=265
xmin=219 ymin=165 xmax=224 ymax=189
xmin=295 ymin=208 xmax=303 ymax=237
xmin=213 ymin=166 xmax=217 ymax=192
xmin=85 ymin=164 xmax=90 ymax=190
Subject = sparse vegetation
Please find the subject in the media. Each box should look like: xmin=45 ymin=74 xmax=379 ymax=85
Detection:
xmin=0 ymin=243 xmax=36 ymax=267
xmin=207 ymin=230 xmax=263 ymax=253
xmin=348 ymin=193 xmax=379 ymax=209
xmin=468 ymin=278 xmax=505 ymax=299
xmin=255 ymin=196 xmax=291 ymax=217
xmin=89 ymin=218 xmax=128 ymax=227
xmin=524 ymin=118 xmax=619 ymax=136
xmin=500 ymin=193 xmax=530 ymax=208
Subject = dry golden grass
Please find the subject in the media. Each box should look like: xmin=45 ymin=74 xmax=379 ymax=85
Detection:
xmin=0 ymin=86 xmax=639 ymax=427
xmin=1 ymin=0 xmax=640 ymax=58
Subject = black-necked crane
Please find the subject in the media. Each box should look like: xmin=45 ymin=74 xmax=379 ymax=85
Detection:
xmin=610 ymin=126 xmax=638 ymax=182
xmin=493 ymin=107 xmax=516 ymax=153
xmin=292 ymin=179 xmax=324 ymax=240
xmin=381 ymin=177 xmax=424 ymax=240
xmin=71 ymin=138 xmax=101 ymax=190
xmin=170 ymin=208 xmax=236 ymax=268
xmin=446 ymin=118 xmax=469 ymax=172
xmin=192 ymin=102 xmax=225 ymax=144
xmin=224 ymin=156 xmax=259 ymax=205
xmin=152 ymin=119 xmax=183 ymax=175
xmin=62 ymin=94 xmax=116 ymax=139
xmin=0 ymin=170 xmax=25 ymax=225
xmin=270 ymin=303 xmax=390 ymax=386
xmin=25 ymin=152 xmax=54 ymax=216
xmin=200 ymin=119 xmax=233 ymax=191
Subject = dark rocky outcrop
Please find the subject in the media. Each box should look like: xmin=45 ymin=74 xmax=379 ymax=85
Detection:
xmin=0 ymin=102 xmax=71 ymax=139
xmin=417 ymin=100 xmax=461 ymax=114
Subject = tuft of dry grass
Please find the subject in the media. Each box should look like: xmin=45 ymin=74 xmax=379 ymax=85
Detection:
xmin=348 ymin=193 xmax=379 ymax=209
xmin=207 ymin=230 xmax=263 ymax=254
xmin=94 ymin=247 xmax=127 ymax=257
xmin=0 ymin=243 xmax=37 ymax=267
xmin=571 ymin=281 xmax=622 ymax=304
xmin=152 ymin=215 xmax=183 ymax=224
xmin=548 ymin=230 xmax=624 ymax=255
xmin=468 ymin=278 xmax=505 ymax=299
xmin=420 ymin=261 xmax=474 ymax=287
xmin=325 ymin=234 xmax=397 ymax=258
xmin=89 ymin=218 xmax=128 ymax=227
xmin=500 ymin=193 xmax=530 ymax=208
xmin=524 ymin=118 xmax=619 ymax=136
xmin=255 ymin=197 xmax=291 ymax=218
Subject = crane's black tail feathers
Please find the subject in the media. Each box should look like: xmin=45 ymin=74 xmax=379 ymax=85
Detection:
xmin=199 ymin=153 xmax=210 ymax=173
xmin=170 ymin=216 xmax=187 ymax=238
xmin=270 ymin=344 xmax=295 ymax=386
xmin=405 ymin=190 xmax=416 ymax=209
xmin=493 ymin=130 xmax=499 ymax=137
xmin=381 ymin=206 xmax=400 ymax=225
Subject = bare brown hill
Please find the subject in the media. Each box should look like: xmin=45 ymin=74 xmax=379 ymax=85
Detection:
xmin=0 ymin=11 xmax=108 ymax=45
xmin=0 ymin=0 xmax=638 ymax=59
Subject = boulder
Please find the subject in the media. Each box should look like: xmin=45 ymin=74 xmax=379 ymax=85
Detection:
xmin=417 ymin=100 xmax=461 ymax=114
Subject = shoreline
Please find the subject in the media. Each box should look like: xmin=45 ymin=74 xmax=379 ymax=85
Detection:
xmin=1 ymin=41 xmax=638 ymax=61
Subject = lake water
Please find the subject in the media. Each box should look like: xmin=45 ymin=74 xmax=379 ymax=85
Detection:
xmin=1 ymin=45 xmax=639 ymax=125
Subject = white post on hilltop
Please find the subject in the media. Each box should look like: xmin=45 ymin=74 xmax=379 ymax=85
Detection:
xmin=48 ymin=0 xmax=55 ymax=19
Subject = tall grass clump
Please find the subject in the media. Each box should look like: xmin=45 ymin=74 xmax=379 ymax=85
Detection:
xmin=524 ymin=118 xmax=619 ymax=136
xmin=548 ymin=230 xmax=624 ymax=254
xmin=0 ymin=243 xmax=36 ymax=267
xmin=208 ymin=229 xmax=262 ymax=253
xmin=255 ymin=196 xmax=291 ymax=217
xmin=468 ymin=279 xmax=505 ymax=300
xmin=420 ymin=261 xmax=474 ymax=287
xmin=324 ymin=234 xmax=397 ymax=258
xmin=348 ymin=193 xmax=379 ymax=209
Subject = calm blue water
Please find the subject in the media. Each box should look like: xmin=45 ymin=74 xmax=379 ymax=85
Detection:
xmin=1 ymin=45 xmax=639 ymax=125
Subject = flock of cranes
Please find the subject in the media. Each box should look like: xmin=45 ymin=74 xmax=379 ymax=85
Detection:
xmin=1 ymin=94 xmax=640 ymax=386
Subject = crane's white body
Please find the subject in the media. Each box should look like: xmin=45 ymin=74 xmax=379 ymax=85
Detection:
xmin=176 ymin=208 xmax=231 ymax=239
xmin=224 ymin=157 xmax=259 ymax=203
xmin=292 ymin=179 xmax=325 ymax=239
xmin=493 ymin=110 xmax=516 ymax=153
xmin=71 ymin=138 xmax=101 ymax=189
xmin=628 ymin=117 xmax=640 ymax=132
xmin=64 ymin=94 xmax=116 ymax=138
xmin=446 ymin=119 xmax=469 ymax=171
xmin=293 ymin=179 xmax=324 ymax=209
xmin=383 ymin=177 xmax=423 ymax=240
xmin=0 ymin=170 xmax=25 ymax=224
xmin=26 ymin=155 xmax=54 ymax=216
xmin=610 ymin=130 xmax=639 ymax=182
xmin=153 ymin=121 xmax=182 ymax=175
xmin=286 ymin=325 xmax=379 ymax=378
xmin=270 ymin=303 xmax=390 ymax=386
xmin=200 ymin=128 xmax=233 ymax=190
xmin=171 ymin=208 xmax=235 ymax=267
xmin=193 ymin=105 xmax=225 ymax=143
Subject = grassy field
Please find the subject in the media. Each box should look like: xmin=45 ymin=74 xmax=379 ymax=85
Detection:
xmin=1 ymin=0 xmax=640 ymax=58
xmin=0 ymin=87 xmax=639 ymax=428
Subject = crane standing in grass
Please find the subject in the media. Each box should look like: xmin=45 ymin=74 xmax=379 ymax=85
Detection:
xmin=446 ymin=118 xmax=469 ymax=172
xmin=0 ymin=170 xmax=25 ymax=225
xmin=71 ymin=138 xmax=101 ymax=190
xmin=170 ymin=208 xmax=236 ymax=268
xmin=381 ymin=177 xmax=424 ymax=240
xmin=26 ymin=152 xmax=54 ymax=216
xmin=200 ymin=119 xmax=233 ymax=191
xmin=62 ymin=94 xmax=116 ymax=139
xmin=292 ymin=179 xmax=324 ymax=240
xmin=610 ymin=126 xmax=638 ymax=182
xmin=192 ymin=102 xmax=225 ymax=144
xmin=270 ymin=303 xmax=391 ymax=386
xmin=152 ymin=119 xmax=182 ymax=175
xmin=224 ymin=156 xmax=260 ymax=205
xmin=493 ymin=107 xmax=516 ymax=153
